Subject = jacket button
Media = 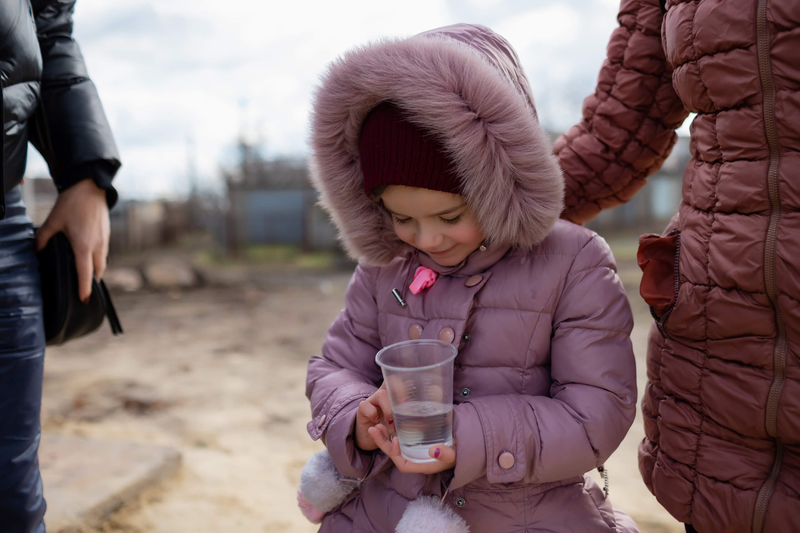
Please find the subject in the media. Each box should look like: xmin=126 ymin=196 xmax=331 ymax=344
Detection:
xmin=316 ymin=414 xmax=327 ymax=428
xmin=465 ymin=275 xmax=482 ymax=287
xmin=438 ymin=327 xmax=455 ymax=343
xmin=461 ymin=333 xmax=470 ymax=342
xmin=460 ymin=388 xmax=470 ymax=398
xmin=408 ymin=324 xmax=423 ymax=340
xmin=455 ymin=497 xmax=466 ymax=507
xmin=498 ymin=452 xmax=515 ymax=469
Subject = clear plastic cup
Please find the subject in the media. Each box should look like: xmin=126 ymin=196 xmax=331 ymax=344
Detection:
xmin=375 ymin=339 xmax=457 ymax=463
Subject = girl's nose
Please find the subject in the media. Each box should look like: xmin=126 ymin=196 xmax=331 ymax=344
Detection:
xmin=415 ymin=226 xmax=443 ymax=250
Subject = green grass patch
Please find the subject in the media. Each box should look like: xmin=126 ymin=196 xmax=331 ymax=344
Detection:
xmin=194 ymin=244 xmax=335 ymax=270
xmin=605 ymin=238 xmax=640 ymax=262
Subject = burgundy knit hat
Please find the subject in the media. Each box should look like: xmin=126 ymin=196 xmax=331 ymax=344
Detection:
xmin=359 ymin=102 xmax=461 ymax=196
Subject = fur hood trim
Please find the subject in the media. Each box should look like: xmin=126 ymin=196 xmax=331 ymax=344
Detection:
xmin=310 ymin=24 xmax=564 ymax=265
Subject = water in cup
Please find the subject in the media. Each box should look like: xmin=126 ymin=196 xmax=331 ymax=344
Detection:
xmin=375 ymin=339 xmax=457 ymax=463
xmin=392 ymin=401 xmax=453 ymax=462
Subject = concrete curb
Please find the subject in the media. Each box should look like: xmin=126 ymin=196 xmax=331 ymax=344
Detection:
xmin=39 ymin=433 xmax=182 ymax=532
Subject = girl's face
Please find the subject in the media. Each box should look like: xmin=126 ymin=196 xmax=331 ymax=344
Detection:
xmin=380 ymin=185 xmax=485 ymax=266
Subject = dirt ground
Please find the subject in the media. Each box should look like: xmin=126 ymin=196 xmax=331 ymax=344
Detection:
xmin=41 ymin=260 xmax=684 ymax=533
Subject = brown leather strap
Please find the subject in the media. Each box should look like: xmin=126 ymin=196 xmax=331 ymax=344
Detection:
xmin=98 ymin=279 xmax=123 ymax=336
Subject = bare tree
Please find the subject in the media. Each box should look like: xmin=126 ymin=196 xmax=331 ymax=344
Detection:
xmin=222 ymin=138 xmax=309 ymax=192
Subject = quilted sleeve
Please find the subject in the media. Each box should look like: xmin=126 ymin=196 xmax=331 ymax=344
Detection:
xmin=305 ymin=265 xmax=390 ymax=480
xmin=30 ymin=0 xmax=121 ymax=207
xmin=449 ymin=236 xmax=637 ymax=488
xmin=553 ymin=0 xmax=689 ymax=224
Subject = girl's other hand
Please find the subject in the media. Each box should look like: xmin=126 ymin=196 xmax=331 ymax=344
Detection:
xmin=368 ymin=424 xmax=456 ymax=474
xmin=354 ymin=384 xmax=394 ymax=451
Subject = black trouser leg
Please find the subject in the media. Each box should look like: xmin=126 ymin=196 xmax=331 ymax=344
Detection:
xmin=0 ymin=187 xmax=47 ymax=533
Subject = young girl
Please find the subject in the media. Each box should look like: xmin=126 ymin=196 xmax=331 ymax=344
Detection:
xmin=300 ymin=24 xmax=640 ymax=533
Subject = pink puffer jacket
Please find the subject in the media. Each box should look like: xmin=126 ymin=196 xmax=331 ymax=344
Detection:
xmin=555 ymin=0 xmax=800 ymax=532
xmin=306 ymin=229 xmax=640 ymax=533
xmin=305 ymin=23 xmax=640 ymax=533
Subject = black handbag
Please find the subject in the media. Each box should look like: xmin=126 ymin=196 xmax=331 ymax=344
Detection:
xmin=36 ymin=231 xmax=123 ymax=346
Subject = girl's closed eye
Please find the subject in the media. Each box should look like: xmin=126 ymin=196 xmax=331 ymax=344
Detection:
xmin=393 ymin=214 xmax=462 ymax=225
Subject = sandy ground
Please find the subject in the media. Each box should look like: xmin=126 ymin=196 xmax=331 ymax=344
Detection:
xmin=41 ymin=263 xmax=683 ymax=533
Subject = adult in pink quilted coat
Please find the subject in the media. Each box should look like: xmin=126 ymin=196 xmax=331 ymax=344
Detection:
xmin=305 ymin=24 xmax=641 ymax=533
xmin=554 ymin=0 xmax=800 ymax=532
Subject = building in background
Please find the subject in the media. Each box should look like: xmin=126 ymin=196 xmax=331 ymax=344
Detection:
xmin=225 ymin=188 xmax=337 ymax=251
xmin=22 ymin=133 xmax=689 ymax=257
xmin=221 ymin=140 xmax=339 ymax=254
xmin=21 ymin=176 xmax=193 ymax=255
xmin=109 ymin=200 xmax=189 ymax=254
xmin=21 ymin=177 xmax=58 ymax=227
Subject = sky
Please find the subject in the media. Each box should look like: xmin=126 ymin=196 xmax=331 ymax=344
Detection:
xmin=24 ymin=0 xmax=691 ymax=200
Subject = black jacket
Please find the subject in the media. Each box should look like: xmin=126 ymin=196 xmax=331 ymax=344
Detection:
xmin=0 ymin=0 xmax=120 ymax=219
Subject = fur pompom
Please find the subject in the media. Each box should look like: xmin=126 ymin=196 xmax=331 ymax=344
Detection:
xmin=297 ymin=489 xmax=326 ymax=524
xmin=396 ymin=496 xmax=470 ymax=533
xmin=299 ymin=449 xmax=356 ymax=513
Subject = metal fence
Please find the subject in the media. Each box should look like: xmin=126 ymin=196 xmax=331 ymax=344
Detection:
xmin=222 ymin=189 xmax=339 ymax=252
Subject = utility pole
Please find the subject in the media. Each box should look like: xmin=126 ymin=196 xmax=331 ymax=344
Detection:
xmin=186 ymin=134 xmax=198 ymax=230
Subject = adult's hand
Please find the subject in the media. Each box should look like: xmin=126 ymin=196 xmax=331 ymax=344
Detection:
xmin=36 ymin=179 xmax=110 ymax=303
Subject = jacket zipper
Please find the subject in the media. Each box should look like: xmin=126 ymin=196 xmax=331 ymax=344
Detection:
xmin=662 ymin=230 xmax=681 ymax=327
xmin=752 ymin=0 xmax=787 ymax=531
xmin=648 ymin=229 xmax=681 ymax=334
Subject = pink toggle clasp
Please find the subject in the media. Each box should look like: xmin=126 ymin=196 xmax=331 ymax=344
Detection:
xmin=409 ymin=266 xmax=438 ymax=295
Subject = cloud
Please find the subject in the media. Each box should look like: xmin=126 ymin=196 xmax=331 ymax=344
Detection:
xmin=494 ymin=5 xmax=582 ymax=48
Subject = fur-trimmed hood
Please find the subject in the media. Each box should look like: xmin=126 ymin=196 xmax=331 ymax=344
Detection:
xmin=309 ymin=24 xmax=564 ymax=265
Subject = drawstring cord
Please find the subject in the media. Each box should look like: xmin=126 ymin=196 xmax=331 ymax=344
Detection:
xmin=597 ymin=466 xmax=609 ymax=498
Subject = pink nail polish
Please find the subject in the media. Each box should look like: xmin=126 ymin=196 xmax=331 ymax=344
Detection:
xmin=388 ymin=419 xmax=393 ymax=425
xmin=434 ymin=448 xmax=441 ymax=458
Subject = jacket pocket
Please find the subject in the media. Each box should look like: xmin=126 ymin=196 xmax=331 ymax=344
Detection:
xmin=637 ymin=230 xmax=681 ymax=334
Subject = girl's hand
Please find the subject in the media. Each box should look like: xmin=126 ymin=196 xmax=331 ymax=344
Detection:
xmin=368 ymin=424 xmax=456 ymax=475
xmin=354 ymin=384 xmax=394 ymax=451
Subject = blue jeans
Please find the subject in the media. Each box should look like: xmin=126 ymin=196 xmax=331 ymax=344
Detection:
xmin=0 ymin=186 xmax=47 ymax=533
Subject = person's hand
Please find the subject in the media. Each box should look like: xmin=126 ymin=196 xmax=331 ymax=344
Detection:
xmin=354 ymin=384 xmax=394 ymax=451
xmin=368 ymin=423 xmax=456 ymax=475
xmin=36 ymin=179 xmax=110 ymax=303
